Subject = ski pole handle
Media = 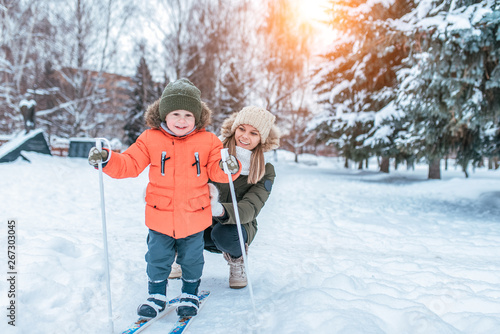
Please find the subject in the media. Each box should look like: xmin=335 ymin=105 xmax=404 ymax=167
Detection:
xmin=95 ymin=138 xmax=112 ymax=163
xmin=220 ymin=148 xmax=230 ymax=175
xmin=221 ymin=148 xmax=229 ymax=160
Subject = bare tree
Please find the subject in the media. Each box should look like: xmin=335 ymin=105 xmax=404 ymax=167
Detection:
xmin=253 ymin=0 xmax=317 ymax=155
xmin=0 ymin=0 xmax=51 ymax=133
xmin=255 ymin=0 xmax=313 ymax=111
xmin=33 ymin=0 xmax=136 ymax=138
xmin=284 ymin=107 xmax=316 ymax=162
xmin=210 ymin=1 xmax=259 ymax=128
xmin=143 ymin=0 xmax=257 ymax=130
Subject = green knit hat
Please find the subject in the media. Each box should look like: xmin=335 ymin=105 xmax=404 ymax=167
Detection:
xmin=159 ymin=78 xmax=202 ymax=123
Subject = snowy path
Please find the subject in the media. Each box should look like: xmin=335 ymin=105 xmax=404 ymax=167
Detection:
xmin=246 ymin=161 xmax=500 ymax=334
xmin=1 ymin=152 xmax=499 ymax=333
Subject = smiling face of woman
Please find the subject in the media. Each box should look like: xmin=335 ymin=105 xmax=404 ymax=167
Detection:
xmin=165 ymin=110 xmax=196 ymax=136
xmin=234 ymin=124 xmax=261 ymax=150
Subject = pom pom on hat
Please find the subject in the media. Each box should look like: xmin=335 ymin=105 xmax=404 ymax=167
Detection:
xmin=230 ymin=106 xmax=276 ymax=144
xmin=159 ymin=78 xmax=202 ymax=123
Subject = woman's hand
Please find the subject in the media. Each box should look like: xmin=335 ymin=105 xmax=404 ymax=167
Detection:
xmin=208 ymin=183 xmax=224 ymax=217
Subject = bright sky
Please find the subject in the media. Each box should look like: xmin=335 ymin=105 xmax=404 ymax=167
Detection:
xmin=292 ymin=0 xmax=336 ymax=54
xmin=294 ymin=0 xmax=331 ymax=24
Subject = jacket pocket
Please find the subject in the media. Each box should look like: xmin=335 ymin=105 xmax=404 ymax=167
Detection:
xmin=145 ymin=193 xmax=173 ymax=211
xmin=187 ymin=194 xmax=210 ymax=212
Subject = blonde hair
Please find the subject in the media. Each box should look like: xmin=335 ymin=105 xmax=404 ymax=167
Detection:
xmin=223 ymin=134 xmax=265 ymax=184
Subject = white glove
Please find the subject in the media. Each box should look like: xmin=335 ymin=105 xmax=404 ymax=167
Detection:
xmin=208 ymin=183 xmax=224 ymax=217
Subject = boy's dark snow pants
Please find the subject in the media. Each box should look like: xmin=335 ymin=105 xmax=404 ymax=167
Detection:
xmin=145 ymin=229 xmax=204 ymax=294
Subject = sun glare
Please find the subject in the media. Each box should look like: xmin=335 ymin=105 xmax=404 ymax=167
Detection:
xmin=292 ymin=0 xmax=336 ymax=50
xmin=295 ymin=0 xmax=330 ymax=24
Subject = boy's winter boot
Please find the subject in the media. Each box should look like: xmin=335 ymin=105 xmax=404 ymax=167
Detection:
xmin=223 ymin=251 xmax=247 ymax=289
xmin=137 ymin=279 xmax=167 ymax=318
xmin=176 ymin=293 xmax=199 ymax=317
xmin=176 ymin=278 xmax=201 ymax=317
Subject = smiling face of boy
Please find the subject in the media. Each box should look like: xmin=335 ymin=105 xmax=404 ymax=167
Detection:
xmin=165 ymin=110 xmax=196 ymax=136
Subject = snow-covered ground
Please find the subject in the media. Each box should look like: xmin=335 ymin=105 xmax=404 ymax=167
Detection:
xmin=1 ymin=151 xmax=499 ymax=334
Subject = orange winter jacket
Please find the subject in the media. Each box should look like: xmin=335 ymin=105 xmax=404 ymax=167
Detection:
xmin=103 ymin=126 xmax=239 ymax=239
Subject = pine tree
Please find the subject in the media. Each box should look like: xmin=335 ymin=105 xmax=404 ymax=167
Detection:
xmin=475 ymin=9 xmax=500 ymax=171
xmin=124 ymin=56 xmax=158 ymax=146
xmin=395 ymin=0 xmax=500 ymax=178
xmin=314 ymin=0 xmax=414 ymax=170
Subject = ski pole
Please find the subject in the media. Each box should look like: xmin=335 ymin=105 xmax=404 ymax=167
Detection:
xmin=220 ymin=148 xmax=258 ymax=319
xmin=96 ymin=138 xmax=114 ymax=333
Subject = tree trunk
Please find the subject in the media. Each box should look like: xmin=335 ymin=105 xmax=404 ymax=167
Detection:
xmin=428 ymin=159 xmax=441 ymax=179
xmin=461 ymin=161 xmax=470 ymax=178
xmin=380 ymin=157 xmax=389 ymax=173
xmin=493 ymin=157 xmax=500 ymax=169
xmin=365 ymin=159 xmax=368 ymax=169
xmin=344 ymin=157 xmax=349 ymax=169
xmin=358 ymin=161 xmax=363 ymax=170
xmin=406 ymin=159 xmax=414 ymax=170
xmin=489 ymin=157 xmax=499 ymax=170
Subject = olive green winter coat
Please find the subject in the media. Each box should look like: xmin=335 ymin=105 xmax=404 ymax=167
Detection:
xmin=211 ymin=163 xmax=276 ymax=245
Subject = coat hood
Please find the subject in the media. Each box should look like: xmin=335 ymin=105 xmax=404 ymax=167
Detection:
xmin=145 ymin=98 xmax=212 ymax=130
xmin=220 ymin=112 xmax=280 ymax=152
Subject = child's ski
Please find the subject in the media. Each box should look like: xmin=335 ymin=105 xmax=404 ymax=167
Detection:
xmin=167 ymin=291 xmax=211 ymax=334
xmin=122 ymin=294 xmax=181 ymax=334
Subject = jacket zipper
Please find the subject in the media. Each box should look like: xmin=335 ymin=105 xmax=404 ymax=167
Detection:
xmin=161 ymin=151 xmax=170 ymax=176
xmin=193 ymin=152 xmax=201 ymax=177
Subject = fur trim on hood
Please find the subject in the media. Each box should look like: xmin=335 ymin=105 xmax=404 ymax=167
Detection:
xmin=220 ymin=112 xmax=280 ymax=152
xmin=144 ymin=98 xmax=212 ymax=130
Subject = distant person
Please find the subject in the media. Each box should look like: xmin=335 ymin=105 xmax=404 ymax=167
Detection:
xmin=88 ymin=78 xmax=240 ymax=318
xmin=169 ymin=106 xmax=280 ymax=288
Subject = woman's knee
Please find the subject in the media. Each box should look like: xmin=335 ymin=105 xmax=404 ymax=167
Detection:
xmin=211 ymin=224 xmax=237 ymax=246
xmin=211 ymin=223 xmax=247 ymax=254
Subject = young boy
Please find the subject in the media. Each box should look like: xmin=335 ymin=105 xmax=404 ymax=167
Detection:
xmin=88 ymin=78 xmax=240 ymax=318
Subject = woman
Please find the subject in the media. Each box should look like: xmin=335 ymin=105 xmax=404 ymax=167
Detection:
xmin=205 ymin=106 xmax=280 ymax=288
